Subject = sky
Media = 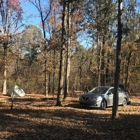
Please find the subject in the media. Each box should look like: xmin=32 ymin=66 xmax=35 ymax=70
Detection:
xmin=21 ymin=0 xmax=92 ymax=49
xmin=22 ymin=0 xmax=122 ymax=49
xmin=22 ymin=1 xmax=40 ymax=26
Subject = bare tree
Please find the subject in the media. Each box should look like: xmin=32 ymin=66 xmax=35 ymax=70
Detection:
xmin=56 ymin=0 xmax=67 ymax=106
xmin=0 ymin=0 xmax=22 ymax=95
xmin=112 ymin=0 xmax=123 ymax=119
xmin=64 ymin=1 xmax=71 ymax=99
xmin=29 ymin=0 xmax=52 ymax=97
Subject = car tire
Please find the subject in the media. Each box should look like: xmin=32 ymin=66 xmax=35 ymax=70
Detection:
xmin=100 ymin=100 xmax=106 ymax=110
xmin=127 ymin=101 xmax=131 ymax=105
xmin=122 ymin=98 xmax=127 ymax=106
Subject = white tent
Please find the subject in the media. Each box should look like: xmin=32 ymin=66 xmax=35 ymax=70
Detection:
xmin=7 ymin=85 xmax=25 ymax=97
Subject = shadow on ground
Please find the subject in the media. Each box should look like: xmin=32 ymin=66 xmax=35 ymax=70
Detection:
xmin=0 ymin=95 xmax=140 ymax=140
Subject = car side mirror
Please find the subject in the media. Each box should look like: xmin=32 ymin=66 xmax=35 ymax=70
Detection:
xmin=107 ymin=92 xmax=112 ymax=95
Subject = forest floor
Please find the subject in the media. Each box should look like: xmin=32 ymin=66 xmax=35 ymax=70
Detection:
xmin=0 ymin=94 xmax=140 ymax=140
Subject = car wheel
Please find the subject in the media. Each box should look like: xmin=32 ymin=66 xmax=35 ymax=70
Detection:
xmin=122 ymin=98 xmax=127 ymax=106
xmin=100 ymin=100 xmax=106 ymax=110
xmin=127 ymin=101 xmax=131 ymax=105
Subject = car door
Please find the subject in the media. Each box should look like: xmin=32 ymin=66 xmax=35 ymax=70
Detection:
xmin=118 ymin=88 xmax=125 ymax=105
xmin=106 ymin=88 xmax=114 ymax=106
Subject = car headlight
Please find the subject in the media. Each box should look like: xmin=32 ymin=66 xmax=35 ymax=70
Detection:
xmin=96 ymin=96 xmax=102 ymax=101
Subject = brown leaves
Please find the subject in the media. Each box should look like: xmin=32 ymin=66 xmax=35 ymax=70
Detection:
xmin=7 ymin=0 xmax=21 ymax=11
xmin=0 ymin=95 xmax=140 ymax=140
xmin=0 ymin=34 xmax=9 ymax=44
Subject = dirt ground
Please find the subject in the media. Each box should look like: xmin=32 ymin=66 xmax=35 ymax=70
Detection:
xmin=0 ymin=94 xmax=140 ymax=140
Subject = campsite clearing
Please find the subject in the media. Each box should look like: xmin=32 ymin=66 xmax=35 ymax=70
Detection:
xmin=0 ymin=94 xmax=140 ymax=140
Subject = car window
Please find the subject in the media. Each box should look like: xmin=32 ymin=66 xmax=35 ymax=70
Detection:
xmin=118 ymin=88 xmax=125 ymax=93
xmin=108 ymin=88 xmax=125 ymax=94
xmin=90 ymin=87 xmax=109 ymax=94
xmin=108 ymin=88 xmax=114 ymax=94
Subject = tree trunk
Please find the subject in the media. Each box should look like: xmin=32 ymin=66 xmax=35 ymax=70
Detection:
xmin=101 ymin=44 xmax=105 ymax=86
xmin=56 ymin=43 xmax=65 ymax=106
xmin=125 ymin=51 xmax=132 ymax=90
xmin=98 ymin=43 xmax=102 ymax=86
xmin=112 ymin=0 xmax=122 ymax=120
xmin=52 ymin=49 xmax=56 ymax=96
xmin=56 ymin=1 xmax=67 ymax=106
xmin=48 ymin=52 xmax=52 ymax=94
xmin=2 ymin=46 xmax=7 ymax=95
xmin=64 ymin=5 xmax=72 ymax=99
xmin=44 ymin=56 xmax=48 ymax=97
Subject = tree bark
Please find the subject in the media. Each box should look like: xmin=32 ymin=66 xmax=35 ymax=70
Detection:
xmin=56 ymin=1 xmax=67 ymax=106
xmin=2 ymin=45 xmax=7 ymax=95
xmin=64 ymin=2 xmax=72 ymax=99
xmin=125 ymin=51 xmax=132 ymax=90
xmin=112 ymin=0 xmax=123 ymax=119
xmin=98 ymin=43 xmax=102 ymax=86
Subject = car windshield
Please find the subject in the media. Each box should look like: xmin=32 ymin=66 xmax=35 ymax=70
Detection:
xmin=89 ymin=87 xmax=109 ymax=94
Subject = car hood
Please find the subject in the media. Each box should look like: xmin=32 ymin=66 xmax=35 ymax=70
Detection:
xmin=81 ymin=92 xmax=103 ymax=98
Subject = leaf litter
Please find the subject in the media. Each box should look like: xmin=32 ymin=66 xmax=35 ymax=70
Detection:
xmin=0 ymin=94 xmax=140 ymax=140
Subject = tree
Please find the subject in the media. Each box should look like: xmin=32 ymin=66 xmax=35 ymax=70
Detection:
xmin=0 ymin=0 xmax=22 ymax=95
xmin=56 ymin=0 xmax=67 ymax=106
xmin=71 ymin=44 xmax=88 ymax=90
xmin=120 ymin=0 xmax=139 ymax=90
xmin=20 ymin=24 xmax=43 ymax=93
xmin=64 ymin=1 xmax=71 ymax=99
xmin=84 ymin=0 xmax=116 ymax=86
xmin=112 ymin=0 xmax=123 ymax=119
xmin=56 ymin=0 xmax=85 ymax=103
xmin=29 ymin=0 xmax=52 ymax=96
xmin=21 ymin=24 xmax=42 ymax=61
xmin=63 ymin=0 xmax=86 ymax=98
xmin=46 ymin=0 xmax=61 ymax=95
